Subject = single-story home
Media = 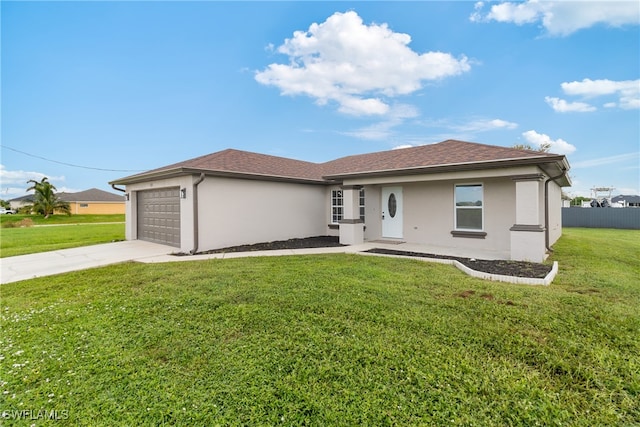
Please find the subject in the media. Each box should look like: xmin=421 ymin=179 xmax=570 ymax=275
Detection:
xmin=9 ymin=188 xmax=125 ymax=214
xmin=611 ymin=194 xmax=640 ymax=208
xmin=110 ymin=139 xmax=571 ymax=262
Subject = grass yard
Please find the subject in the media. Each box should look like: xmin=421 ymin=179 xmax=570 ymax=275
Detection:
xmin=0 ymin=223 xmax=125 ymax=258
xmin=1 ymin=228 xmax=638 ymax=426
xmin=0 ymin=214 xmax=124 ymax=227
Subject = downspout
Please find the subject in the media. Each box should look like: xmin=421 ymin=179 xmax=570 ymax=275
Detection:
xmin=190 ymin=173 xmax=206 ymax=255
xmin=111 ymin=184 xmax=125 ymax=193
xmin=544 ymin=168 xmax=568 ymax=253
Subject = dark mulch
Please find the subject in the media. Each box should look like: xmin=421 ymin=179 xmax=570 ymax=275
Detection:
xmin=194 ymin=236 xmax=344 ymax=255
xmin=364 ymin=248 xmax=552 ymax=279
xmin=183 ymin=235 xmax=552 ymax=279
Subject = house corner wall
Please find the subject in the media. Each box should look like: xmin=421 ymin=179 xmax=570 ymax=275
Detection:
xmin=547 ymin=180 xmax=563 ymax=246
xmin=509 ymin=175 xmax=546 ymax=262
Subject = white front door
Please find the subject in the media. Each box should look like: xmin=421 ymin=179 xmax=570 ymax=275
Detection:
xmin=381 ymin=186 xmax=403 ymax=238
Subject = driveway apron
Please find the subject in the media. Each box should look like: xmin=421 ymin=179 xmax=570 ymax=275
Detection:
xmin=1 ymin=241 xmax=175 ymax=285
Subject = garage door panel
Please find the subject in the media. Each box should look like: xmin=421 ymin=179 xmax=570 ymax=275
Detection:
xmin=137 ymin=187 xmax=181 ymax=247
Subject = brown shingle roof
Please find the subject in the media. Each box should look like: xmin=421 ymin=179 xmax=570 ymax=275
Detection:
xmin=118 ymin=149 xmax=326 ymax=183
xmin=111 ymin=140 xmax=568 ymax=185
xmin=321 ymin=139 xmax=563 ymax=178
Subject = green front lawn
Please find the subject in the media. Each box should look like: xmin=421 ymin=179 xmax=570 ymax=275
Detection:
xmin=0 ymin=223 xmax=125 ymax=257
xmin=1 ymin=228 xmax=638 ymax=425
xmin=0 ymin=214 xmax=124 ymax=226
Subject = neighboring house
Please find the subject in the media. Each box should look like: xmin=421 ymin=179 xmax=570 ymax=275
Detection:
xmin=110 ymin=140 xmax=571 ymax=262
xmin=6 ymin=194 xmax=35 ymax=210
xmin=611 ymin=195 xmax=640 ymax=208
xmin=9 ymin=188 xmax=125 ymax=214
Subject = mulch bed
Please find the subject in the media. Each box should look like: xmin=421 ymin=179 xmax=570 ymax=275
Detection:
xmin=364 ymin=248 xmax=552 ymax=278
xmin=194 ymin=236 xmax=344 ymax=255
xmin=188 ymin=236 xmax=552 ymax=279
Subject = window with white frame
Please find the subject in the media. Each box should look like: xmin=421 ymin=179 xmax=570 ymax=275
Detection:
xmin=331 ymin=189 xmax=343 ymax=223
xmin=455 ymin=184 xmax=483 ymax=230
xmin=331 ymin=188 xmax=366 ymax=223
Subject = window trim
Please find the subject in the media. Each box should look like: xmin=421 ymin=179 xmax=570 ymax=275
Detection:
xmin=330 ymin=187 xmax=366 ymax=224
xmin=331 ymin=189 xmax=343 ymax=224
xmin=453 ymin=183 xmax=484 ymax=232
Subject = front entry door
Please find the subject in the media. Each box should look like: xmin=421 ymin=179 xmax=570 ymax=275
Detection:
xmin=381 ymin=186 xmax=403 ymax=238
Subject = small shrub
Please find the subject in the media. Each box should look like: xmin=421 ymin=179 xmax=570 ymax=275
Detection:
xmin=2 ymin=218 xmax=34 ymax=228
xmin=18 ymin=218 xmax=34 ymax=227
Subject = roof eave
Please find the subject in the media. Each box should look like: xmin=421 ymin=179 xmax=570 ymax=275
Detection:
xmin=110 ymin=167 xmax=327 ymax=186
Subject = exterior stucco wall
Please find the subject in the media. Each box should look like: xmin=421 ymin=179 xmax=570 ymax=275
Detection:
xmin=124 ymin=175 xmax=195 ymax=252
xmin=547 ymin=179 xmax=563 ymax=246
xmin=397 ymin=179 xmax=515 ymax=259
xmin=363 ymin=186 xmax=381 ymax=241
xmin=68 ymin=202 xmax=125 ymax=215
xmin=340 ymin=165 xmax=557 ymax=261
xmin=196 ymin=177 xmax=326 ymax=252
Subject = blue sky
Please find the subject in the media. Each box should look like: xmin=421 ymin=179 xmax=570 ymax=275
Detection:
xmin=2 ymin=1 xmax=639 ymax=200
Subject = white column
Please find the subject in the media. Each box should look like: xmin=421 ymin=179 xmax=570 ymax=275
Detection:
xmin=339 ymin=185 xmax=364 ymax=245
xmin=510 ymin=175 xmax=545 ymax=262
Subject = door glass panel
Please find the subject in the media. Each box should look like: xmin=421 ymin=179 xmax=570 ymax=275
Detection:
xmin=388 ymin=193 xmax=397 ymax=218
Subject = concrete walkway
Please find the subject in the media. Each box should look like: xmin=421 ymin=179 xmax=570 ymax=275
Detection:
xmin=1 ymin=241 xmax=372 ymax=285
xmin=1 ymin=240 xmax=520 ymax=285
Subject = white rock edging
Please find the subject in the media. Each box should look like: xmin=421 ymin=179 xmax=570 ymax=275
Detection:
xmin=454 ymin=260 xmax=558 ymax=286
xmin=359 ymin=252 xmax=559 ymax=285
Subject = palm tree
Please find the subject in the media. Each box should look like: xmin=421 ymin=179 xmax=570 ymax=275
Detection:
xmin=26 ymin=177 xmax=71 ymax=218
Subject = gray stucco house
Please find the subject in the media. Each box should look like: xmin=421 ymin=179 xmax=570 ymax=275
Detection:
xmin=110 ymin=139 xmax=571 ymax=262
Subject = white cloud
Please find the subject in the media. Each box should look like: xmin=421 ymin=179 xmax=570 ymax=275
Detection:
xmin=522 ymin=130 xmax=577 ymax=155
xmin=560 ymin=78 xmax=640 ymax=110
xmin=0 ymin=165 xmax=66 ymax=198
xmin=1 ymin=165 xmax=48 ymax=184
xmin=571 ymin=152 xmax=639 ymax=169
xmin=454 ymin=118 xmax=518 ymax=132
xmin=471 ymin=1 xmax=640 ymax=36
xmin=544 ymin=96 xmax=596 ymax=113
xmin=256 ymin=11 xmax=470 ymax=116
xmin=342 ymin=104 xmax=419 ymax=140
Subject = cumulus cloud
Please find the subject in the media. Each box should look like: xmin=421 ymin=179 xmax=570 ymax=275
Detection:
xmin=0 ymin=165 xmax=66 ymax=198
xmin=471 ymin=1 xmax=640 ymax=36
xmin=561 ymin=78 xmax=640 ymax=110
xmin=522 ymin=130 xmax=576 ymax=155
xmin=0 ymin=165 xmax=66 ymax=184
xmin=256 ymin=11 xmax=471 ymax=117
xmin=544 ymin=96 xmax=596 ymax=113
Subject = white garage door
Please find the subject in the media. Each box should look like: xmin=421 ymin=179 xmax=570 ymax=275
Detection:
xmin=137 ymin=188 xmax=181 ymax=247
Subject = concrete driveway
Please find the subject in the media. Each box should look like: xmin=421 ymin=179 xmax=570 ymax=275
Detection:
xmin=1 ymin=241 xmax=176 ymax=285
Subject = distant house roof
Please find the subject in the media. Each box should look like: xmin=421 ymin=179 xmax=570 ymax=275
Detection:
xmin=9 ymin=188 xmax=124 ymax=204
xmin=58 ymin=188 xmax=124 ymax=203
xmin=8 ymin=194 xmax=35 ymax=203
xmin=111 ymin=139 xmax=571 ymax=186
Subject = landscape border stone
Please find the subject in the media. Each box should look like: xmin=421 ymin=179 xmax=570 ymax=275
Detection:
xmin=358 ymin=251 xmax=559 ymax=286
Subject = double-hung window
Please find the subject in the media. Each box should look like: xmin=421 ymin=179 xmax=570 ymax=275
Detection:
xmin=331 ymin=190 xmax=343 ymax=223
xmin=455 ymin=184 xmax=483 ymax=230
xmin=359 ymin=188 xmax=365 ymax=222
